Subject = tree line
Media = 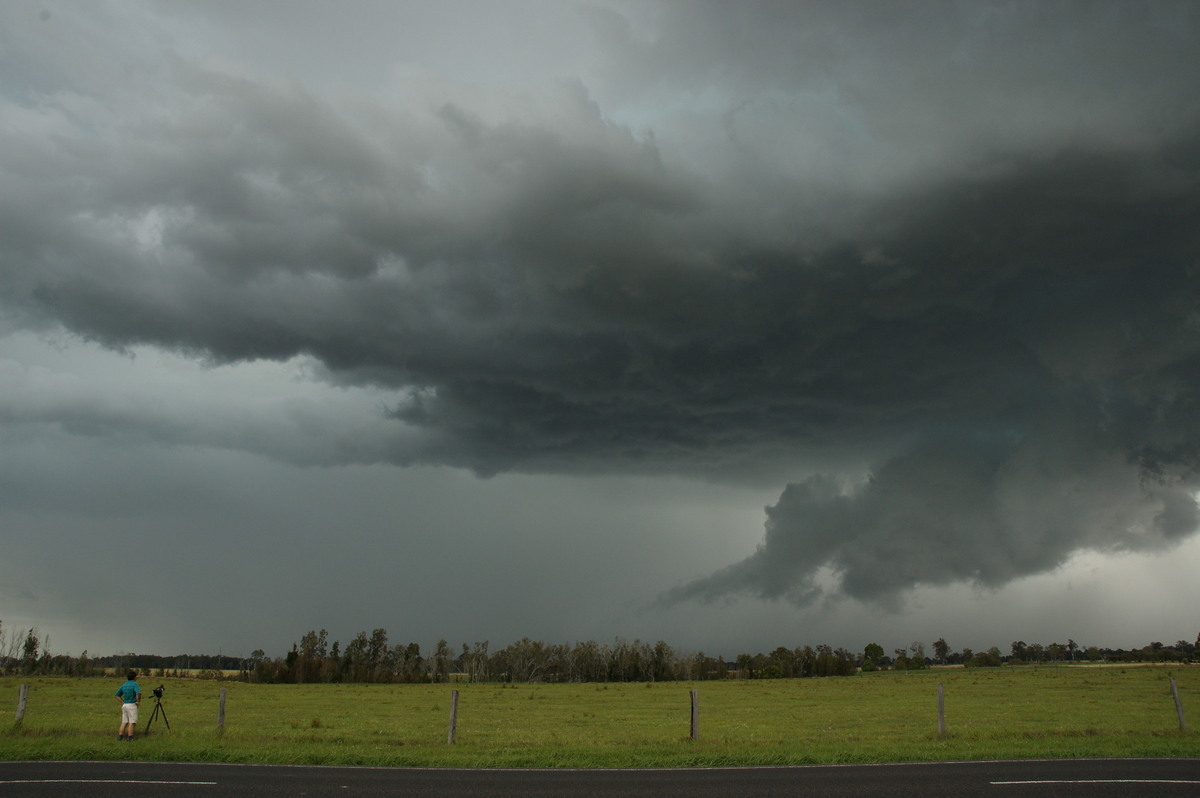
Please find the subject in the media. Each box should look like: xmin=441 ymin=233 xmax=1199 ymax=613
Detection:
xmin=247 ymin=631 xmax=861 ymax=684
xmin=2 ymin=620 xmax=1197 ymax=683
xmin=0 ymin=623 xmax=244 ymax=678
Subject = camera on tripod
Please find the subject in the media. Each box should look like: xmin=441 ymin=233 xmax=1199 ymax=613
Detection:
xmin=145 ymin=685 xmax=170 ymax=735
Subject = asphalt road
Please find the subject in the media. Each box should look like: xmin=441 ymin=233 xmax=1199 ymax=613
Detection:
xmin=2 ymin=759 xmax=1199 ymax=797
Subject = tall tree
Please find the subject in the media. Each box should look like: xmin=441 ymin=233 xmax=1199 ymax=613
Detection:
xmin=651 ymin=640 xmax=677 ymax=682
xmin=344 ymin=632 xmax=370 ymax=682
xmin=433 ymin=639 xmax=452 ymax=683
xmin=21 ymin=628 xmax=40 ymax=675
xmin=296 ymin=629 xmax=328 ymax=683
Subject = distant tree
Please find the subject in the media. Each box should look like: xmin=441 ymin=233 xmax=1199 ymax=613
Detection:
xmin=368 ymin=629 xmax=391 ymax=679
xmin=909 ymin=641 xmax=927 ymax=669
xmin=467 ymin=640 xmax=490 ymax=682
xmin=795 ymin=646 xmax=816 ymax=677
xmin=933 ymin=638 xmax=950 ymax=665
xmin=966 ymin=647 xmax=1002 ymax=668
xmin=862 ymin=642 xmax=885 ymax=672
xmin=344 ymin=632 xmax=370 ymax=681
xmin=35 ymin=632 xmax=51 ymax=674
xmin=283 ymin=643 xmax=299 ymax=681
xmin=607 ymin=639 xmax=654 ymax=682
xmin=21 ymin=628 xmax=40 ymax=674
xmin=652 ymin=640 xmax=678 ymax=682
xmin=296 ymin=629 xmax=328 ymax=683
xmin=326 ymin=640 xmax=342 ymax=682
xmin=400 ymin=641 xmax=423 ymax=682
xmin=690 ymin=650 xmax=726 ymax=681
xmin=570 ymin=640 xmax=605 ymax=682
xmin=814 ymin=645 xmax=833 ymax=676
xmin=433 ymin=639 xmax=452 ymax=682
xmin=832 ymin=647 xmax=858 ymax=676
xmin=250 ymin=649 xmax=282 ymax=683
xmin=505 ymin=637 xmax=562 ymax=682
xmin=1 ymin=623 xmax=30 ymax=673
xmin=1010 ymin=641 xmax=1027 ymax=662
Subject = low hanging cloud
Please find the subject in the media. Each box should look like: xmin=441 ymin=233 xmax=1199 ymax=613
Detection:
xmin=662 ymin=406 xmax=1200 ymax=608
xmin=3 ymin=1 xmax=1200 ymax=608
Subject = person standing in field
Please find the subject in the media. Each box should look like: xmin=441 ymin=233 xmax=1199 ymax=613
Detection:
xmin=115 ymin=669 xmax=141 ymax=741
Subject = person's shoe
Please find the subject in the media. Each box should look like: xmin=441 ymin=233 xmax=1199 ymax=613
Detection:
xmin=118 ymin=734 xmax=125 ymax=740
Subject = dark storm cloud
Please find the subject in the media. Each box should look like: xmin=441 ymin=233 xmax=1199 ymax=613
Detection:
xmin=3 ymin=1 xmax=1199 ymax=607
xmin=658 ymin=138 xmax=1200 ymax=605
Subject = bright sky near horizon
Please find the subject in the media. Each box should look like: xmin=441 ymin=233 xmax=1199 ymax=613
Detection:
xmin=2 ymin=0 xmax=1199 ymax=660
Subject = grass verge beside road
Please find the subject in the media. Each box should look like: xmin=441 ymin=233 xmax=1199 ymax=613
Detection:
xmin=3 ymin=666 xmax=1197 ymax=767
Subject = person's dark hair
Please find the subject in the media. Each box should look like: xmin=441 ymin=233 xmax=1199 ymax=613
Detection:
xmin=127 ymin=670 xmax=137 ymax=681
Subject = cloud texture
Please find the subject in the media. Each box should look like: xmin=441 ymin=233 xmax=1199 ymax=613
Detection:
xmin=3 ymin=1 xmax=1199 ymax=618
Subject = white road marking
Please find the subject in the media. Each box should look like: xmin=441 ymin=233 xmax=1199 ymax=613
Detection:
xmin=992 ymin=780 xmax=1200 ymax=785
xmin=0 ymin=779 xmax=217 ymax=785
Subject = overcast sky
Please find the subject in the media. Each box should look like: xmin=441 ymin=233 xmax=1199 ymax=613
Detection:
xmin=3 ymin=0 xmax=1199 ymax=662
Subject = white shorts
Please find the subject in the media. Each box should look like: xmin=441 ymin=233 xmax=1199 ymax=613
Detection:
xmin=122 ymin=702 xmax=139 ymax=723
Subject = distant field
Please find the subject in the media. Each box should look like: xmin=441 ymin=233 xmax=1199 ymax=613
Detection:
xmin=3 ymin=666 xmax=1197 ymax=767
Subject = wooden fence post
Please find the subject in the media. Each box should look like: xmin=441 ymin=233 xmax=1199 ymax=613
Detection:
xmin=447 ymin=689 xmax=459 ymax=744
xmin=217 ymin=688 xmax=227 ymax=733
xmin=936 ymin=682 xmax=946 ymax=738
xmin=1170 ymin=678 xmax=1187 ymax=731
xmin=15 ymin=684 xmax=29 ymax=724
xmin=690 ymin=689 xmax=699 ymax=740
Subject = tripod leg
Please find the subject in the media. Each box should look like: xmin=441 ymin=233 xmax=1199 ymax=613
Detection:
xmin=159 ymin=703 xmax=170 ymax=730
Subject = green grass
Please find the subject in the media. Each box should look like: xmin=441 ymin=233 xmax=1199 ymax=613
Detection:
xmin=3 ymin=666 xmax=1198 ymax=767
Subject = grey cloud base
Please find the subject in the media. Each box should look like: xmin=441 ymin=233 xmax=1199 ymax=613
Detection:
xmin=664 ymin=423 xmax=1199 ymax=608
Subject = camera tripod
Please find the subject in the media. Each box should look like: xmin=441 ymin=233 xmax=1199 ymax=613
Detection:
xmin=144 ymin=695 xmax=170 ymax=735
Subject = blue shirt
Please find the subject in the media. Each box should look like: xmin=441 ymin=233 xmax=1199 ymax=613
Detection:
xmin=115 ymin=680 xmax=141 ymax=703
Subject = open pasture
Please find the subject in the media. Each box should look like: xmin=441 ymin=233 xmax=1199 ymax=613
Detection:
xmin=3 ymin=666 xmax=1197 ymax=767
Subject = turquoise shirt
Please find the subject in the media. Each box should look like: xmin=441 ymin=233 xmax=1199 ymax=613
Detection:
xmin=115 ymin=680 xmax=141 ymax=704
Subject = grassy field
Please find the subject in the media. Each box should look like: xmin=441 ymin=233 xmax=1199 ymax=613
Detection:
xmin=2 ymin=665 xmax=1198 ymax=767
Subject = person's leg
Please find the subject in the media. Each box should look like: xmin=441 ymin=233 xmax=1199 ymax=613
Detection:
xmin=120 ymin=703 xmax=137 ymax=739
